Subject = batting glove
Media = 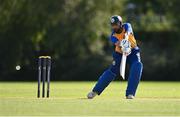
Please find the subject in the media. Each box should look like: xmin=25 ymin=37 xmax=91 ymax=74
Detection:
xmin=120 ymin=39 xmax=131 ymax=56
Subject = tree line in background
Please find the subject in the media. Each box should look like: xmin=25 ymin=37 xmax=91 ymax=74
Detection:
xmin=0 ymin=0 xmax=179 ymax=81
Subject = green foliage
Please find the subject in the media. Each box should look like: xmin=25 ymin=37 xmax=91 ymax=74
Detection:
xmin=0 ymin=0 xmax=179 ymax=81
xmin=125 ymin=0 xmax=180 ymax=31
xmin=0 ymin=0 xmax=125 ymax=80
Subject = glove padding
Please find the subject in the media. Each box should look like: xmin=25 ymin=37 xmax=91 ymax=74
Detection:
xmin=120 ymin=39 xmax=131 ymax=56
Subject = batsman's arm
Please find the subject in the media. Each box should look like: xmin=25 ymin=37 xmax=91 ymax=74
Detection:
xmin=110 ymin=36 xmax=118 ymax=43
xmin=110 ymin=34 xmax=121 ymax=46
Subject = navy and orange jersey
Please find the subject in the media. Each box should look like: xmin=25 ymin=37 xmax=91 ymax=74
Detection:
xmin=110 ymin=23 xmax=138 ymax=53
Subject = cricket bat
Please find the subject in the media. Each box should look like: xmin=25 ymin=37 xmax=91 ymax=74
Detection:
xmin=120 ymin=54 xmax=127 ymax=80
xmin=120 ymin=33 xmax=129 ymax=80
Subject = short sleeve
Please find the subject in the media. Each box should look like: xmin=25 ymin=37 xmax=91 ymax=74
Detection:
xmin=110 ymin=31 xmax=118 ymax=44
xmin=123 ymin=23 xmax=133 ymax=34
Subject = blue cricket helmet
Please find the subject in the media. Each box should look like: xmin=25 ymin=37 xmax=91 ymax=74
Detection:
xmin=110 ymin=15 xmax=123 ymax=26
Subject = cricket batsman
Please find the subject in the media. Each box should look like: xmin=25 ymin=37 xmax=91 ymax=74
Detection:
xmin=87 ymin=15 xmax=143 ymax=99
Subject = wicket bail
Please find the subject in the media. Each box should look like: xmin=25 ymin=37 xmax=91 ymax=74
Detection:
xmin=37 ymin=56 xmax=51 ymax=98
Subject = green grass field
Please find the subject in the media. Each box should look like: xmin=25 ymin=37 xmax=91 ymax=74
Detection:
xmin=0 ymin=81 xmax=180 ymax=116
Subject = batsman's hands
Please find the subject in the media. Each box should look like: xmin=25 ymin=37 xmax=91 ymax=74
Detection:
xmin=120 ymin=39 xmax=131 ymax=56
